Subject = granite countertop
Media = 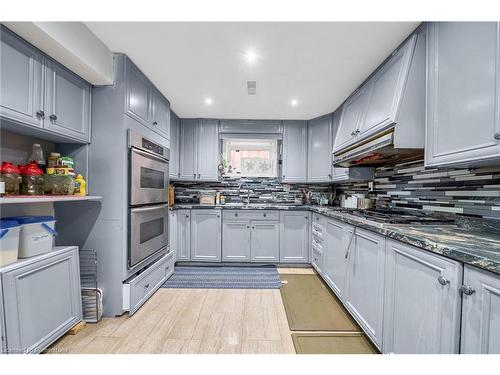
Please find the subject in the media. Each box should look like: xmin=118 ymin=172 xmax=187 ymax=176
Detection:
xmin=171 ymin=203 xmax=500 ymax=275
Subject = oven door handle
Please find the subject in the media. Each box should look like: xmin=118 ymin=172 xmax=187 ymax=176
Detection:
xmin=130 ymin=204 xmax=169 ymax=213
xmin=131 ymin=147 xmax=169 ymax=164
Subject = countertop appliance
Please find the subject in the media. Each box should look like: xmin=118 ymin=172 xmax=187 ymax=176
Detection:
xmin=128 ymin=130 xmax=170 ymax=269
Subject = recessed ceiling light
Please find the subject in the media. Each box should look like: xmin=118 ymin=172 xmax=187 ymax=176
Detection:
xmin=290 ymin=99 xmax=298 ymax=107
xmin=204 ymin=97 xmax=213 ymax=106
xmin=244 ymin=50 xmax=258 ymax=65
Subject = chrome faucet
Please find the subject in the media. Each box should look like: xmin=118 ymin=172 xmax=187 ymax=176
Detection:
xmin=238 ymin=182 xmax=251 ymax=205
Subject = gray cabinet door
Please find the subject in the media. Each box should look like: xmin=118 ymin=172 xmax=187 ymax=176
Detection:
xmin=1 ymin=247 xmax=82 ymax=354
xmin=426 ymin=22 xmax=500 ymax=167
xmin=179 ymin=119 xmax=198 ymax=180
xmin=169 ymin=210 xmax=178 ymax=256
xmin=44 ymin=59 xmax=91 ymax=142
xmin=0 ymin=27 xmax=44 ymax=128
xmin=250 ymin=221 xmax=280 ymax=262
xmin=222 ymin=221 xmax=251 ymax=262
xmin=383 ymin=240 xmax=462 ymax=354
xmin=331 ymin=109 xmax=350 ymax=181
xmin=308 ymin=114 xmax=333 ymax=182
xmin=197 ymin=119 xmax=219 ymax=181
xmin=344 ymin=228 xmax=385 ymax=349
xmin=334 ymin=85 xmax=370 ymax=152
xmin=0 ymin=277 xmax=5 ymax=353
xmin=461 ymin=265 xmax=500 ymax=354
xmin=282 ymin=120 xmax=308 ymax=183
xmin=190 ymin=209 xmax=221 ymax=262
xmin=169 ymin=112 xmax=180 ymax=179
xmin=324 ymin=219 xmax=353 ymax=299
xmin=125 ymin=59 xmax=152 ymax=127
xmin=360 ymin=35 xmax=416 ymax=139
xmin=151 ymin=89 xmax=170 ymax=139
xmin=176 ymin=210 xmax=191 ymax=261
xmin=279 ymin=212 xmax=309 ymax=263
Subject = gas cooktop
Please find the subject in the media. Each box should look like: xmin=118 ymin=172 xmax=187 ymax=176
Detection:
xmin=339 ymin=208 xmax=456 ymax=226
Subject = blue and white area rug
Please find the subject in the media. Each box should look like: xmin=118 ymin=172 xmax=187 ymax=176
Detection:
xmin=161 ymin=266 xmax=282 ymax=289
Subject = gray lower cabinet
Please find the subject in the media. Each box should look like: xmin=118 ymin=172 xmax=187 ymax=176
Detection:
xmin=460 ymin=265 xmax=500 ymax=354
xmin=324 ymin=219 xmax=353 ymax=299
xmin=282 ymin=120 xmax=308 ymax=183
xmin=44 ymin=58 xmax=91 ymax=142
xmin=0 ymin=276 xmax=6 ymax=353
xmin=190 ymin=209 xmax=222 ymax=262
xmin=251 ymin=221 xmax=280 ymax=262
xmin=279 ymin=211 xmax=310 ymax=263
xmin=223 ymin=220 xmax=251 ymax=262
xmin=344 ymin=228 xmax=385 ymax=349
xmin=426 ymin=22 xmax=500 ymax=167
xmin=169 ymin=111 xmax=180 ymax=179
xmin=0 ymin=247 xmax=82 ymax=354
xmin=383 ymin=240 xmax=462 ymax=354
xmin=176 ymin=209 xmax=191 ymax=261
xmin=169 ymin=210 xmax=178 ymax=256
xmin=307 ymin=114 xmax=333 ymax=182
xmin=0 ymin=26 xmax=44 ymax=129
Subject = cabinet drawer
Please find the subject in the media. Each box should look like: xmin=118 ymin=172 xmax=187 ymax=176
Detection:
xmin=311 ymin=246 xmax=324 ymax=275
xmin=312 ymin=222 xmax=325 ymax=241
xmin=312 ymin=236 xmax=323 ymax=251
xmin=123 ymin=252 xmax=174 ymax=315
xmin=223 ymin=210 xmax=279 ymax=221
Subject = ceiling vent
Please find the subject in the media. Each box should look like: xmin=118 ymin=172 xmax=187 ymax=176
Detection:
xmin=247 ymin=80 xmax=256 ymax=95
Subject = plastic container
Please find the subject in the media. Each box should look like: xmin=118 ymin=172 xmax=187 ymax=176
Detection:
xmin=0 ymin=220 xmax=21 ymax=267
xmin=5 ymin=216 xmax=57 ymax=258
xmin=199 ymin=190 xmax=216 ymax=205
xmin=74 ymin=174 xmax=86 ymax=196
xmin=28 ymin=143 xmax=46 ymax=171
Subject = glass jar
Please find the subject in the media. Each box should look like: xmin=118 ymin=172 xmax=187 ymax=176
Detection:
xmin=47 ymin=152 xmax=61 ymax=168
xmin=1 ymin=162 xmax=21 ymax=195
xmin=20 ymin=163 xmax=44 ymax=195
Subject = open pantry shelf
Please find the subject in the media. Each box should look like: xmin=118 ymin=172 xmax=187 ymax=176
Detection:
xmin=0 ymin=195 xmax=103 ymax=204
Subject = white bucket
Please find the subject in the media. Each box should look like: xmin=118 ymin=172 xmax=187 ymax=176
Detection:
xmin=0 ymin=221 xmax=21 ymax=267
xmin=7 ymin=216 xmax=57 ymax=258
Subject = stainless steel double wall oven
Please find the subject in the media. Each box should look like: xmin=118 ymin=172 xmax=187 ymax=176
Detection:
xmin=128 ymin=130 xmax=169 ymax=269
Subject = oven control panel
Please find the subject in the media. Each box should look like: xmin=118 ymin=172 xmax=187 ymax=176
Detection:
xmin=142 ymin=138 xmax=164 ymax=156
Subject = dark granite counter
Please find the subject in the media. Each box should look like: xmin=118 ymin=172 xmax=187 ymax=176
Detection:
xmin=171 ymin=203 xmax=500 ymax=275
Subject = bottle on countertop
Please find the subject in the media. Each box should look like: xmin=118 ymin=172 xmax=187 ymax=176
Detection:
xmin=219 ymin=194 xmax=225 ymax=205
xmin=215 ymin=192 xmax=221 ymax=205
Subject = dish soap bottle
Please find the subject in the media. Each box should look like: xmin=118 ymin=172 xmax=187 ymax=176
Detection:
xmin=74 ymin=174 xmax=87 ymax=196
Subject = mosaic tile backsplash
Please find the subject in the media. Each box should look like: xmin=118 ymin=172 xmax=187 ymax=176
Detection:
xmin=337 ymin=159 xmax=500 ymax=220
xmin=173 ymin=178 xmax=333 ymax=205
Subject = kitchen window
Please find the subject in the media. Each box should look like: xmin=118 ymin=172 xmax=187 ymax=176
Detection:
xmin=222 ymin=138 xmax=278 ymax=177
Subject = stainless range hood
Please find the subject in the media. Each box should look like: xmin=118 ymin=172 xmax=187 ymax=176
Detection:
xmin=334 ymin=129 xmax=424 ymax=168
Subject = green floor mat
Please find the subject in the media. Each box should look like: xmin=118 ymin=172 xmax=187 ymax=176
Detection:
xmin=292 ymin=333 xmax=379 ymax=354
xmin=280 ymin=274 xmax=360 ymax=331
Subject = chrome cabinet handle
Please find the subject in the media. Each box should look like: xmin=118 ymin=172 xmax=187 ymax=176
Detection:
xmin=351 ymin=131 xmax=355 ymax=136
xmin=144 ymin=283 xmax=150 ymax=288
xmin=438 ymin=276 xmax=450 ymax=286
xmin=198 ymin=174 xmax=201 ymax=179
xmin=49 ymin=114 xmax=57 ymax=121
xmin=193 ymin=173 xmax=196 ymax=178
xmin=263 ymin=213 xmax=267 ymax=217
xmin=461 ymin=285 xmax=476 ymax=295
xmin=36 ymin=110 xmax=45 ymax=119
xmin=247 ymin=225 xmax=250 ymax=229
xmin=494 ymin=132 xmax=500 ymax=140
xmin=153 ymin=121 xmax=158 ymax=126
xmin=344 ymin=228 xmax=356 ymax=259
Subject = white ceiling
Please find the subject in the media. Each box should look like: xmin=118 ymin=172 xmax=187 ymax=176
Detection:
xmin=85 ymin=22 xmax=419 ymax=120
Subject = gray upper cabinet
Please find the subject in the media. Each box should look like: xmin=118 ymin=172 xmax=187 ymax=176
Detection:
xmin=0 ymin=26 xmax=91 ymax=143
xmin=219 ymin=120 xmax=282 ymax=134
xmin=334 ymin=85 xmax=370 ymax=152
xmin=169 ymin=111 xmax=180 ymax=179
xmin=44 ymin=59 xmax=91 ymax=142
xmin=360 ymin=35 xmax=416 ymax=139
xmin=179 ymin=119 xmax=198 ymax=180
xmin=383 ymin=240 xmax=462 ymax=354
xmin=426 ymin=22 xmax=500 ymax=167
xmin=179 ymin=119 xmax=219 ymax=181
xmin=190 ymin=209 xmax=221 ymax=262
xmin=308 ymin=114 xmax=333 ymax=182
xmin=125 ymin=59 xmax=152 ymax=126
xmin=0 ymin=27 xmax=43 ymax=129
xmin=1 ymin=247 xmax=81 ymax=354
xmin=344 ymin=228 xmax=385 ymax=349
xmin=197 ymin=119 xmax=219 ymax=181
xmin=460 ymin=265 xmax=500 ymax=354
xmin=279 ymin=211 xmax=310 ymax=263
xmin=151 ymin=88 xmax=170 ymax=139
xmin=282 ymin=120 xmax=308 ymax=183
